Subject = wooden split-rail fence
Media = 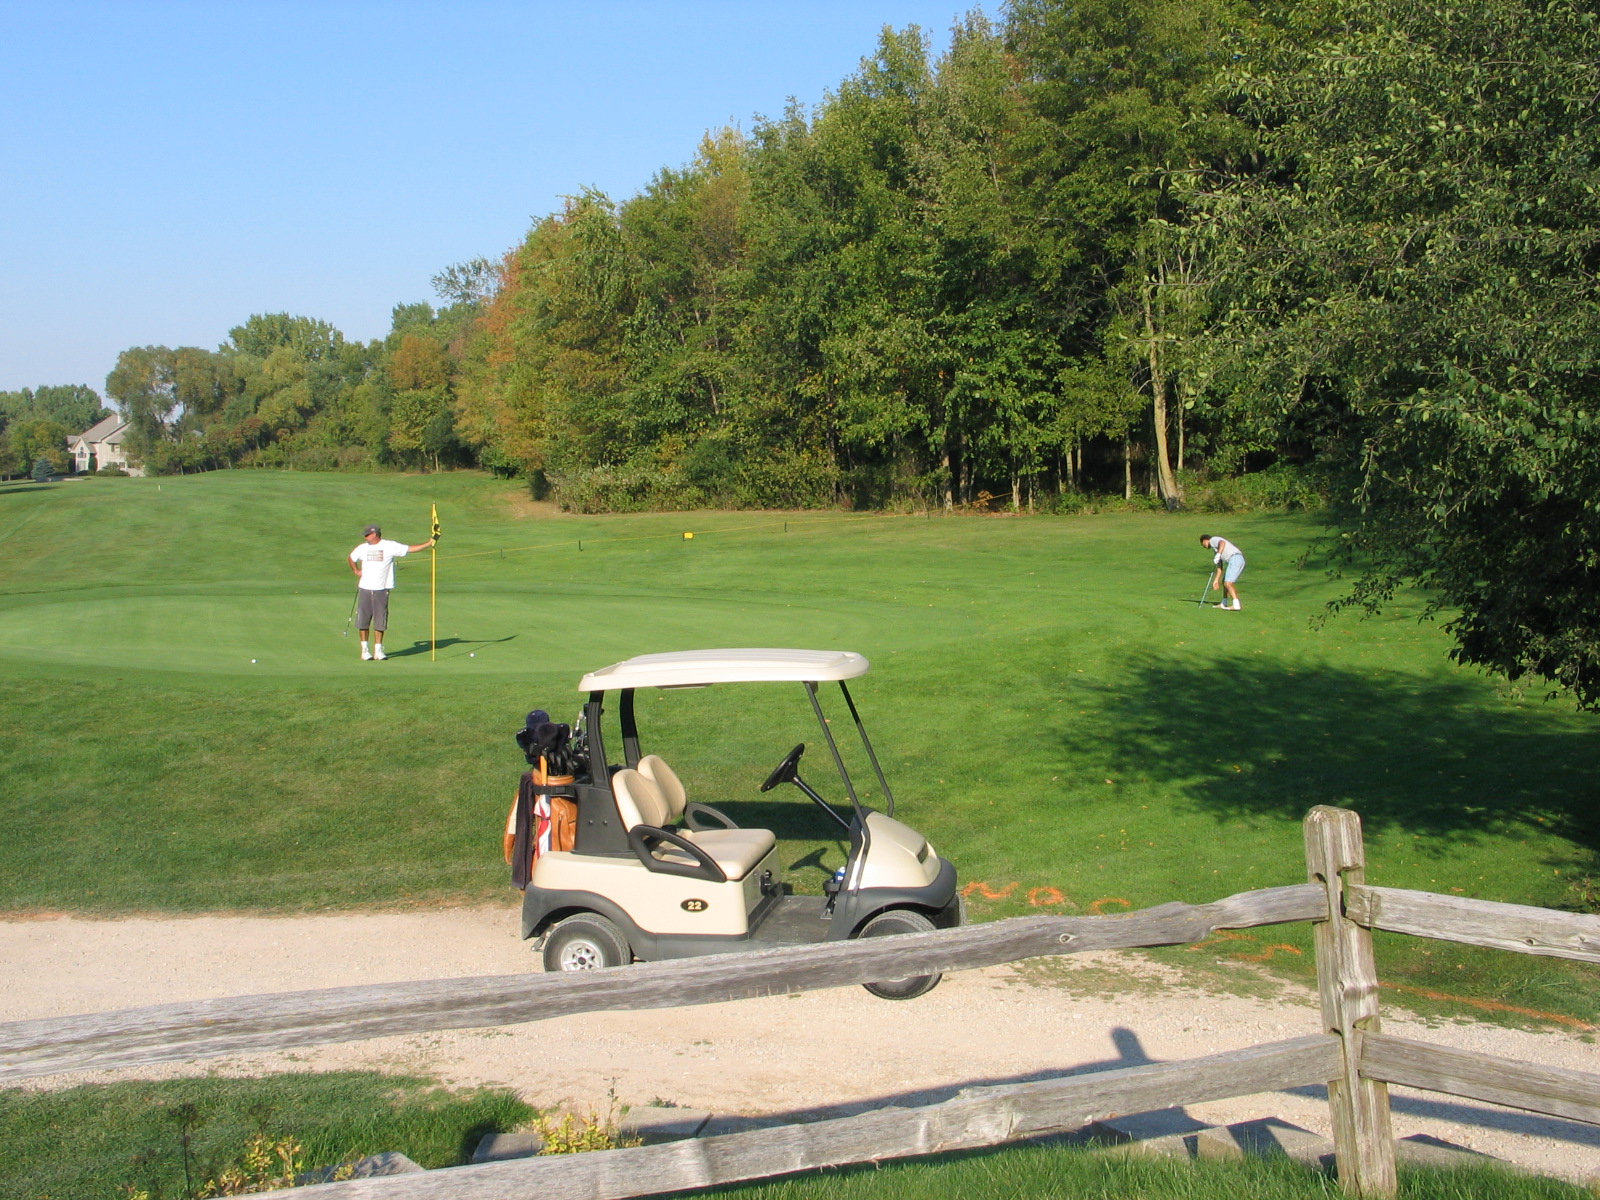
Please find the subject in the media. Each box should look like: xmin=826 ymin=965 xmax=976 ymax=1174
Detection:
xmin=4 ymin=805 xmax=1600 ymax=1199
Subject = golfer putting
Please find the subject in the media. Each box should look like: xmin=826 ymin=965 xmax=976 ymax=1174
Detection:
xmin=1200 ymin=534 xmax=1245 ymax=611
xmin=347 ymin=524 xmax=436 ymax=660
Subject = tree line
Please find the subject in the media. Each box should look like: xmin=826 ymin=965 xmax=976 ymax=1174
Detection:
xmin=0 ymin=386 xmax=109 ymax=477
xmin=12 ymin=0 xmax=1599 ymax=706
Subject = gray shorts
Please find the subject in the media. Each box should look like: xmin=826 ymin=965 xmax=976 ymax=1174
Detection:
xmin=357 ymin=588 xmax=391 ymax=632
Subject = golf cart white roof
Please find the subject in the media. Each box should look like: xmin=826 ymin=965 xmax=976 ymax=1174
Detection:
xmin=579 ymin=648 xmax=870 ymax=692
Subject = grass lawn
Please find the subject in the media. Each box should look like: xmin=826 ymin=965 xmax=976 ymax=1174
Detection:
xmin=2 ymin=471 xmax=1598 ymax=1026
xmin=694 ymin=1147 xmax=1587 ymax=1200
xmin=0 ymin=1068 xmax=1584 ymax=1200
xmin=0 ymin=1072 xmax=529 ymax=1200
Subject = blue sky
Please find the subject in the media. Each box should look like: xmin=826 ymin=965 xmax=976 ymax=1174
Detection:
xmin=0 ymin=0 xmax=982 ymax=397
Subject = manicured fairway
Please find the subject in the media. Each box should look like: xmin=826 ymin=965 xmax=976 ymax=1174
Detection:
xmin=2 ymin=472 xmax=1597 ymax=1023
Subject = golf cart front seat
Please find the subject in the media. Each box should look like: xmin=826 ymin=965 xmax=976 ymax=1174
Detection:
xmin=638 ymin=754 xmax=741 ymax=830
xmin=612 ymin=769 xmax=775 ymax=881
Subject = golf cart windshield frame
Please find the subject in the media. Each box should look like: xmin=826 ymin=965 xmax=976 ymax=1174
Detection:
xmin=804 ymin=680 xmax=896 ymax=820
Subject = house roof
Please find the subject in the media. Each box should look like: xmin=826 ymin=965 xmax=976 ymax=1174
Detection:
xmin=78 ymin=414 xmax=127 ymax=444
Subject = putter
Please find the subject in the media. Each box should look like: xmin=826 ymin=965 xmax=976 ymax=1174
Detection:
xmin=341 ymin=588 xmax=359 ymax=636
xmin=1196 ymin=571 xmax=1216 ymax=607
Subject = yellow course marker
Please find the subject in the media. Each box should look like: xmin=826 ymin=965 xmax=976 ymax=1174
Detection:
xmin=683 ymin=531 xmax=694 ymax=540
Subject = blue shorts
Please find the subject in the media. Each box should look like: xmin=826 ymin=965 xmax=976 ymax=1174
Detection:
xmin=1222 ymin=555 xmax=1246 ymax=584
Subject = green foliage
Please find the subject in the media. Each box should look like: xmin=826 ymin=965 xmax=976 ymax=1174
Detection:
xmin=548 ymin=448 xmax=839 ymax=513
xmin=452 ymin=14 xmax=1238 ymax=512
xmin=1181 ymin=465 xmax=1328 ymax=514
xmin=100 ymin=303 xmax=473 ymax=476
xmin=0 ymin=1072 xmax=531 ymax=1200
xmin=226 ymin=313 xmax=345 ymax=362
xmin=431 ymin=256 xmax=502 ymax=308
xmin=535 ymin=1088 xmax=639 ymax=1155
xmin=1191 ymin=0 xmax=1600 ymax=706
xmin=0 ymin=383 xmax=109 ymax=430
xmin=6 ymin=417 xmax=74 ymax=474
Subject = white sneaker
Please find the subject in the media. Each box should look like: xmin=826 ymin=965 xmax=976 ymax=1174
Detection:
xmin=373 ymin=645 xmax=387 ymax=661
xmin=361 ymin=644 xmax=372 ymax=660
xmin=1214 ymin=603 xmax=1230 ymax=609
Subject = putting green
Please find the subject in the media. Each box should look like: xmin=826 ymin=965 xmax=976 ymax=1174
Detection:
xmin=0 ymin=582 xmax=975 ymax=678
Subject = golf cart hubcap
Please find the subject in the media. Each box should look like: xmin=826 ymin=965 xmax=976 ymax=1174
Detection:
xmin=559 ymin=939 xmax=606 ymax=970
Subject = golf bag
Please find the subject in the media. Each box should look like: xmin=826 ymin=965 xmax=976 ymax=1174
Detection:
xmin=506 ymin=711 xmax=579 ymax=887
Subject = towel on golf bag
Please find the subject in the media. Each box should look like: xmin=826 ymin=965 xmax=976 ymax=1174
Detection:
xmin=506 ymin=766 xmax=578 ymax=888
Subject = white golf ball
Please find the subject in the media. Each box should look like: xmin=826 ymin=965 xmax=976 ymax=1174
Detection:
xmin=469 ymin=652 xmax=475 ymax=657
xmin=250 ymin=659 xmax=257 ymax=664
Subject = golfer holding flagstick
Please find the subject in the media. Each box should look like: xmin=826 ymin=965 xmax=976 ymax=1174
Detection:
xmin=348 ymin=523 xmax=436 ymax=660
xmin=1201 ymin=534 xmax=1245 ymax=611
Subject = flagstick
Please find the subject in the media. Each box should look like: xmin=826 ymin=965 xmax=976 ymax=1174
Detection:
xmin=430 ymin=511 xmax=437 ymax=662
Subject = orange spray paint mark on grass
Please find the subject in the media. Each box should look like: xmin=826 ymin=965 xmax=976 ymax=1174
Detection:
xmin=1380 ymin=982 xmax=1597 ymax=1031
xmin=1089 ymin=898 xmax=1131 ymax=915
xmin=1028 ymin=886 xmax=1067 ymax=907
xmin=962 ymin=881 xmax=1018 ymax=901
xmin=1185 ymin=930 xmax=1254 ymax=952
xmin=1234 ymin=944 xmax=1304 ymax=963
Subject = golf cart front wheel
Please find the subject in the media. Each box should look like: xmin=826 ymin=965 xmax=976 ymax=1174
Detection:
xmin=857 ymin=909 xmax=941 ymax=1000
xmin=542 ymin=913 xmax=632 ymax=973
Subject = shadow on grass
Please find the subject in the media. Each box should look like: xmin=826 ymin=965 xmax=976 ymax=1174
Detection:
xmin=384 ymin=635 xmax=519 ymax=659
xmin=0 ymin=482 xmax=57 ymax=495
xmin=1057 ymin=654 xmax=1600 ymax=859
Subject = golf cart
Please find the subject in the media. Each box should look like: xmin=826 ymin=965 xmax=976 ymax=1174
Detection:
xmin=508 ymin=648 xmax=961 ymax=999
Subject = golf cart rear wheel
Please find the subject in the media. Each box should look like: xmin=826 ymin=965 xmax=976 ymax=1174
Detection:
xmin=543 ymin=913 xmax=631 ymax=973
xmin=857 ymin=909 xmax=941 ymax=1000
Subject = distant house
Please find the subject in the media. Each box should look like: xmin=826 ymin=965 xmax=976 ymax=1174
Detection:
xmin=67 ymin=414 xmax=141 ymax=476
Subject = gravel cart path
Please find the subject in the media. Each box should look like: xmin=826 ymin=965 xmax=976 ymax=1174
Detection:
xmin=4 ymin=907 xmax=1597 ymax=1183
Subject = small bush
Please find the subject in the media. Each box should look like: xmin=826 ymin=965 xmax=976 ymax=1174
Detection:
xmin=1033 ymin=490 xmax=1167 ymax=515
xmin=1182 ymin=464 xmax=1327 ymax=513
xmin=197 ymin=1134 xmax=305 ymax=1196
xmin=536 ymin=1086 xmax=640 ymax=1156
xmin=550 ymin=452 xmax=840 ymax=513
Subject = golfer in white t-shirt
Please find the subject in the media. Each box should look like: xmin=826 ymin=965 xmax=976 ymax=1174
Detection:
xmin=348 ymin=523 xmax=436 ymax=660
xmin=1201 ymin=534 xmax=1245 ymax=611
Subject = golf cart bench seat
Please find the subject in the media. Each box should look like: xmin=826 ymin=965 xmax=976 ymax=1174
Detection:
xmin=612 ymin=768 xmax=775 ymax=881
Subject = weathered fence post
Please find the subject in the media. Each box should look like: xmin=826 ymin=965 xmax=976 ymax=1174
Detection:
xmin=1305 ymin=805 xmax=1397 ymax=1197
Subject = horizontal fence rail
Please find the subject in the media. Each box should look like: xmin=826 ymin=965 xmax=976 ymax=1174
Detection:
xmin=290 ymin=1036 xmax=1343 ymax=1199
xmin=1346 ymin=885 xmax=1600 ymax=965
xmin=0 ymin=883 xmax=1324 ymax=1083
xmin=1361 ymin=1033 xmax=1600 ymax=1128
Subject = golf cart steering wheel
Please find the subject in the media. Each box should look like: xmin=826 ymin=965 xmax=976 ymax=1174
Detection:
xmin=760 ymin=743 xmax=806 ymax=793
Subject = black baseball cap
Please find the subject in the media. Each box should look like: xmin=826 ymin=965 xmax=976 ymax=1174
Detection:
xmin=363 ymin=524 xmax=381 ymax=536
